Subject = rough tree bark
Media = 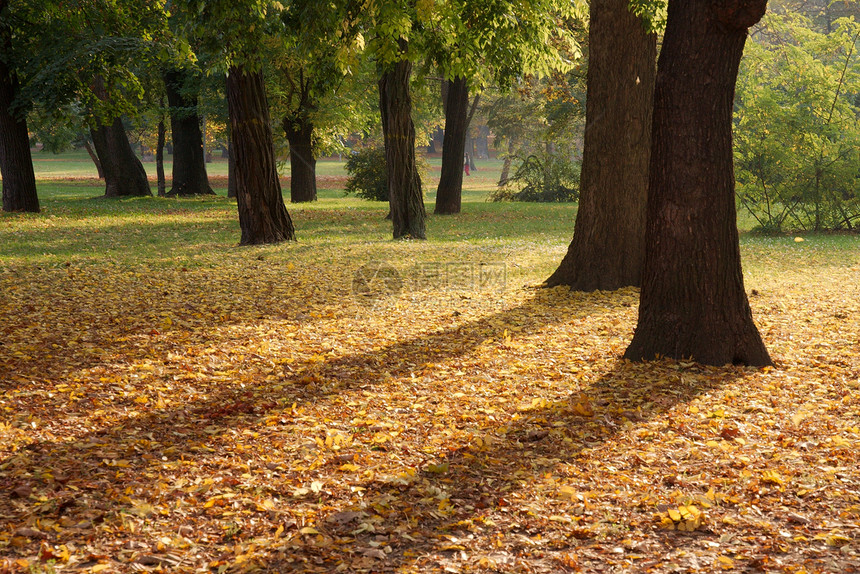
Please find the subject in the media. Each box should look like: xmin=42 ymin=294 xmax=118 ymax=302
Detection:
xmin=0 ymin=0 xmax=39 ymax=213
xmin=283 ymin=114 xmax=317 ymax=203
xmin=624 ymin=0 xmax=772 ymax=367
xmin=89 ymin=117 xmax=151 ymax=198
xmin=226 ymin=65 xmax=295 ymax=244
xmin=545 ymin=0 xmax=655 ymax=290
xmin=435 ymin=76 xmax=472 ymax=215
xmin=378 ymin=49 xmax=425 ymax=239
xmin=164 ymin=68 xmax=213 ymax=196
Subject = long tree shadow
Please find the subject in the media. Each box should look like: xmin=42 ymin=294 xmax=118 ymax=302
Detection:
xmin=0 ymin=285 xmax=740 ymax=573
xmin=261 ymin=359 xmax=744 ymax=572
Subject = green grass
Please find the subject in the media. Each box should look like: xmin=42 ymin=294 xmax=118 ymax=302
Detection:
xmin=6 ymin=152 xmax=859 ymax=288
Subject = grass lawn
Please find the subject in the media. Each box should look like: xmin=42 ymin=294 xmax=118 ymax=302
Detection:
xmin=1 ymin=152 xmax=859 ymax=573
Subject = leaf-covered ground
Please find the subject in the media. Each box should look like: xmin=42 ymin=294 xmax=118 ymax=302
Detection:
xmin=2 ymin=183 xmax=860 ymax=573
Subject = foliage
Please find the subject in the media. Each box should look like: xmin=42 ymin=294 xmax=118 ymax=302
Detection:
xmin=485 ymin=71 xmax=586 ymax=189
xmin=344 ymin=145 xmax=389 ymax=201
xmin=13 ymin=0 xmax=176 ymax=124
xmin=3 ymin=166 xmax=860 ymax=573
xmin=490 ymin=149 xmax=580 ymax=202
xmin=734 ymin=13 xmax=860 ymax=232
xmin=628 ymin=0 xmax=668 ymax=33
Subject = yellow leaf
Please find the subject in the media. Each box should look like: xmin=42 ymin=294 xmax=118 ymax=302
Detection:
xmin=826 ymin=533 xmax=851 ymax=546
xmin=716 ymin=555 xmax=734 ymax=569
xmin=339 ymin=463 xmax=360 ymax=472
xmin=762 ymin=470 xmax=784 ymax=485
xmin=299 ymin=526 xmax=319 ymax=535
xmin=668 ymin=508 xmax=682 ymax=522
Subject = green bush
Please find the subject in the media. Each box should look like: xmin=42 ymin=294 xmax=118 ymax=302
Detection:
xmin=490 ymin=152 xmax=580 ymax=203
xmin=345 ymin=146 xmax=389 ymax=201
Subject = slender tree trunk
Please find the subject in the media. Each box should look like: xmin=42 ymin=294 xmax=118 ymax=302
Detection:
xmin=545 ymin=0 xmax=656 ymax=290
xmin=89 ymin=118 xmax=151 ymax=198
xmin=498 ymin=140 xmax=515 ymax=187
xmin=0 ymin=1 xmax=39 ymax=213
xmin=435 ymin=76 xmax=470 ymax=215
xmin=283 ymin=115 xmax=317 ymax=202
xmin=624 ymin=0 xmax=772 ymax=367
xmin=378 ymin=48 xmax=425 ymax=239
xmin=164 ymin=68 xmax=213 ymax=196
xmin=226 ymin=65 xmax=295 ymax=244
xmin=83 ymin=139 xmax=104 ymax=179
xmin=156 ymin=111 xmax=166 ymax=197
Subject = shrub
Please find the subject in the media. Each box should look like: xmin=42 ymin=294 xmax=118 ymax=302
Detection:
xmin=345 ymin=146 xmax=388 ymax=201
xmin=490 ymin=152 xmax=580 ymax=202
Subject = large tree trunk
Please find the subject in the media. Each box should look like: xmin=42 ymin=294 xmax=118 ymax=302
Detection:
xmin=379 ymin=48 xmax=426 ymax=239
xmin=435 ymin=76 xmax=470 ymax=215
xmin=89 ymin=118 xmax=151 ymax=198
xmin=0 ymin=2 xmax=39 ymax=213
xmin=545 ymin=0 xmax=655 ymax=290
xmin=164 ymin=68 xmax=213 ymax=196
xmin=283 ymin=114 xmax=317 ymax=202
xmin=226 ymin=66 xmax=295 ymax=244
xmin=624 ymin=0 xmax=772 ymax=367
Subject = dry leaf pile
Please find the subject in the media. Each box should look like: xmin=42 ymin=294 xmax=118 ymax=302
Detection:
xmin=1 ymin=240 xmax=859 ymax=573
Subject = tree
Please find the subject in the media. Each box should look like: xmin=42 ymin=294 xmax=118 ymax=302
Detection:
xmin=0 ymin=0 xmax=39 ymax=213
xmin=89 ymin=116 xmax=152 ymax=197
xmin=227 ymin=66 xmax=295 ymax=243
xmin=624 ymin=0 xmax=772 ymax=367
xmin=434 ymin=76 xmax=477 ymax=214
xmin=163 ymin=66 xmax=214 ymax=196
xmin=426 ymin=0 xmax=584 ymax=215
xmin=378 ymin=40 xmax=426 ymax=239
xmin=88 ymin=77 xmax=151 ymax=198
xmin=545 ymin=0 xmax=656 ymax=290
xmin=184 ymin=0 xmax=296 ymax=243
xmin=734 ymin=13 xmax=860 ymax=232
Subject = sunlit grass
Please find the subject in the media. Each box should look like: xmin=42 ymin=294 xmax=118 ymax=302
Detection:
xmin=6 ymin=152 xmax=859 ymax=287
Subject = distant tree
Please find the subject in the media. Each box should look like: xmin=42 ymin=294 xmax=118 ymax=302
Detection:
xmin=14 ymin=0 xmax=167 ymax=199
xmin=88 ymin=77 xmax=151 ymax=197
xmin=0 ymin=0 xmax=39 ymax=213
xmin=163 ymin=66 xmax=214 ymax=196
xmin=624 ymin=0 xmax=772 ymax=367
xmin=426 ymin=0 xmax=584 ymax=215
xmin=545 ymin=0 xmax=656 ymax=290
